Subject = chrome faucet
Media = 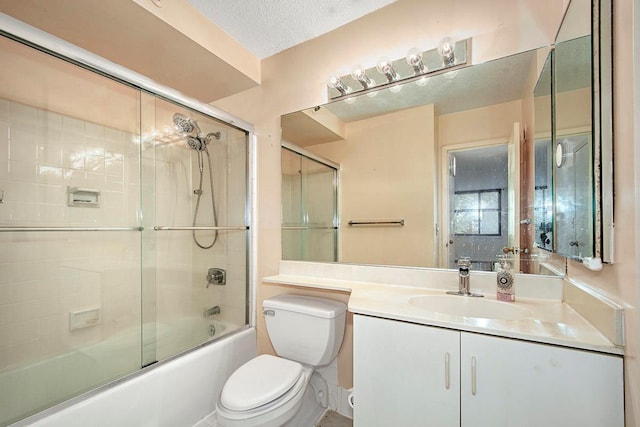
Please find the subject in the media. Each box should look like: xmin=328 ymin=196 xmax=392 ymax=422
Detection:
xmin=204 ymin=305 xmax=221 ymax=317
xmin=447 ymin=257 xmax=483 ymax=297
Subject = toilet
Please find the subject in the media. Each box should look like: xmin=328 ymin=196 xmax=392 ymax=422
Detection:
xmin=216 ymin=294 xmax=347 ymax=427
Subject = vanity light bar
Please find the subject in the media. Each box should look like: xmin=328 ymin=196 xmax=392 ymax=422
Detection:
xmin=327 ymin=38 xmax=470 ymax=101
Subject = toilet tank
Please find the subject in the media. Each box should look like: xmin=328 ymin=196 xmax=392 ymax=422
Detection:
xmin=263 ymin=295 xmax=347 ymax=366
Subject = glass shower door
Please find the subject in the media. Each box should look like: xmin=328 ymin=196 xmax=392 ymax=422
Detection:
xmin=142 ymin=97 xmax=249 ymax=363
xmin=0 ymin=35 xmax=143 ymax=425
xmin=282 ymin=147 xmax=337 ymax=262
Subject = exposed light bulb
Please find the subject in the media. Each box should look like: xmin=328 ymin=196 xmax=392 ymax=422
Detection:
xmin=406 ymin=48 xmax=426 ymax=74
xmin=438 ymin=37 xmax=456 ymax=66
xmin=376 ymin=57 xmax=398 ymax=82
xmin=327 ymin=74 xmax=351 ymax=95
xmin=443 ymin=69 xmax=458 ymax=79
xmin=351 ymin=65 xmax=375 ymax=89
xmin=416 ymin=76 xmax=431 ymax=87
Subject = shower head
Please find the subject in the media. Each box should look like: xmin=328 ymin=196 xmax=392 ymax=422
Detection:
xmin=207 ymin=132 xmax=222 ymax=141
xmin=173 ymin=113 xmax=201 ymax=136
xmin=187 ymin=136 xmax=206 ymax=152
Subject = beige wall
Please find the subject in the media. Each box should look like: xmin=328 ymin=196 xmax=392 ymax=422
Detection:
xmin=438 ymin=100 xmax=524 ymax=147
xmin=213 ymin=0 xmax=566 ymax=389
xmin=0 ymin=37 xmax=139 ymax=134
xmin=0 ymin=0 xmax=260 ymax=103
xmin=310 ymin=104 xmax=437 ymax=267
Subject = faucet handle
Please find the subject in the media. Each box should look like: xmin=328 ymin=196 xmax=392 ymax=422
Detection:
xmin=457 ymin=257 xmax=472 ymax=268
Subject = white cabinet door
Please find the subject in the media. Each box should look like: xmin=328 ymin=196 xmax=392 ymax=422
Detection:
xmin=353 ymin=315 xmax=460 ymax=427
xmin=460 ymin=332 xmax=624 ymax=427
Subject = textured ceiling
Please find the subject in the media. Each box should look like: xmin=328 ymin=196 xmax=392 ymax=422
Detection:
xmin=186 ymin=0 xmax=398 ymax=59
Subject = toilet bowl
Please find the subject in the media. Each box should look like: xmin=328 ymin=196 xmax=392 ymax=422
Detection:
xmin=215 ymin=295 xmax=347 ymax=427
xmin=216 ymin=355 xmax=313 ymax=427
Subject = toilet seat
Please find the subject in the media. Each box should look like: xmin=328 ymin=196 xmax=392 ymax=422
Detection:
xmin=221 ymin=355 xmax=304 ymax=411
xmin=216 ymin=355 xmax=313 ymax=427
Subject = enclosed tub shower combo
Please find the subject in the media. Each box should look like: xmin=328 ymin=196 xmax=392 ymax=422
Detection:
xmin=0 ymin=16 xmax=252 ymax=426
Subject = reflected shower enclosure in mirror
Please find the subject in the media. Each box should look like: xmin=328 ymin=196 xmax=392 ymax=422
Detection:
xmin=281 ymin=145 xmax=338 ymax=263
xmin=550 ymin=0 xmax=613 ymax=264
xmin=533 ymin=52 xmax=554 ymax=253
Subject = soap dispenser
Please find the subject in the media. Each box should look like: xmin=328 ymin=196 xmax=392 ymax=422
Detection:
xmin=496 ymin=254 xmax=515 ymax=302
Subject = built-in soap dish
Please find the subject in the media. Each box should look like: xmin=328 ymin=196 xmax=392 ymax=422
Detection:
xmin=68 ymin=187 xmax=100 ymax=208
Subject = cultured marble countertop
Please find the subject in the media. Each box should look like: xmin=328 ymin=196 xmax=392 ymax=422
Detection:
xmin=263 ymin=274 xmax=623 ymax=356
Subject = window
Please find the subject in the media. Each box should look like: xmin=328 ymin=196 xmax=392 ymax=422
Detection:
xmin=453 ymin=189 xmax=501 ymax=235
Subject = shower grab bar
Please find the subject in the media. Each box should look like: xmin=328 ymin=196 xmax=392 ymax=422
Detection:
xmin=0 ymin=226 xmax=143 ymax=232
xmin=348 ymin=219 xmax=405 ymax=226
xmin=282 ymin=226 xmax=338 ymax=230
xmin=153 ymin=226 xmax=249 ymax=231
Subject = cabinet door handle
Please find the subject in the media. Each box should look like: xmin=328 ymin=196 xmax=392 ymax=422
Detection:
xmin=444 ymin=352 xmax=451 ymax=390
xmin=471 ymin=356 xmax=477 ymax=396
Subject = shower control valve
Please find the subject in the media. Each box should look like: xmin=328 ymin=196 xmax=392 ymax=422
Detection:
xmin=207 ymin=268 xmax=226 ymax=287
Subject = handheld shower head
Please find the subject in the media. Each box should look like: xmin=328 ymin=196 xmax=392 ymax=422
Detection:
xmin=187 ymin=136 xmax=205 ymax=151
xmin=173 ymin=113 xmax=202 ymax=136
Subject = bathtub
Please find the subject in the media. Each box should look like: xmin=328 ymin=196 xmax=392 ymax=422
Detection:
xmin=10 ymin=327 xmax=256 ymax=427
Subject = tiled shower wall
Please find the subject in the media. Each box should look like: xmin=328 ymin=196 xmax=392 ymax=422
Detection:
xmin=151 ymin=111 xmax=248 ymax=360
xmin=0 ymin=98 xmax=141 ymax=372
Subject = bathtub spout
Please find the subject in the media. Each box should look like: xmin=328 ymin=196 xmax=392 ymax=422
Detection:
xmin=204 ymin=305 xmax=221 ymax=317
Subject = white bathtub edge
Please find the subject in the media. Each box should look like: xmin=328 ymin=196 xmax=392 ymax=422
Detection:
xmin=18 ymin=328 xmax=256 ymax=427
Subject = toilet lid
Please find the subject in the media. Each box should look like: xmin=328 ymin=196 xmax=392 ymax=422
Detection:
xmin=221 ymin=354 xmax=304 ymax=411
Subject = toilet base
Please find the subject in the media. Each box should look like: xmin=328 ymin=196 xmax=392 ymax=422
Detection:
xmin=282 ymin=372 xmax=328 ymax=427
xmin=216 ymin=370 xmax=329 ymax=427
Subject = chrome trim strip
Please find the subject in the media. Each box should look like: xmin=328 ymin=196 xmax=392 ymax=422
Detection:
xmin=0 ymin=226 xmax=142 ymax=232
xmin=153 ymin=226 xmax=249 ymax=231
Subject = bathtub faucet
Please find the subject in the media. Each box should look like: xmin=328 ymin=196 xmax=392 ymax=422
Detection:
xmin=204 ymin=305 xmax=221 ymax=317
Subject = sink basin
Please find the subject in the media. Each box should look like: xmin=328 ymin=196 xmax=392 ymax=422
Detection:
xmin=408 ymin=295 xmax=532 ymax=320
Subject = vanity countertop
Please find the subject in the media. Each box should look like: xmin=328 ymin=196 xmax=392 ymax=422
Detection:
xmin=263 ymin=273 xmax=623 ymax=356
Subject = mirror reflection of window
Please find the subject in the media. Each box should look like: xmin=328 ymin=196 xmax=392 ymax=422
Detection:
xmin=454 ymin=190 xmax=502 ymax=236
xmin=448 ymin=145 xmax=508 ymax=272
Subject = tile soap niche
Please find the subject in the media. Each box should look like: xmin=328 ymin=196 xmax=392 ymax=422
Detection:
xmin=68 ymin=187 xmax=100 ymax=208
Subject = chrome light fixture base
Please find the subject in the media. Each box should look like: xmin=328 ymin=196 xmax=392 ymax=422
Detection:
xmin=327 ymin=38 xmax=471 ymax=101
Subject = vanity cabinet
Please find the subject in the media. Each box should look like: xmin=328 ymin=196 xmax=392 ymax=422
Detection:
xmin=353 ymin=314 xmax=623 ymax=427
xmin=353 ymin=313 xmax=460 ymax=426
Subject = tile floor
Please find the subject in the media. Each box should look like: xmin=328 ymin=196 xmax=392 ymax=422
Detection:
xmin=315 ymin=410 xmax=353 ymax=427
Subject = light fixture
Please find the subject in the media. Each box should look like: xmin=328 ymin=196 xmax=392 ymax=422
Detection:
xmin=416 ymin=76 xmax=431 ymax=87
xmin=327 ymin=74 xmax=352 ymax=96
xmin=326 ymin=37 xmax=469 ymax=100
xmin=443 ymin=70 xmax=458 ymax=79
xmin=351 ymin=65 xmax=375 ymax=89
xmin=555 ymin=142 xmax=564 ymax=167
xmin=438 ymin=37 xmax=456 ymax=66
xmin=406 ymin=48 xmax=427 ymax=75
xmin=389 ymin=84 xmax=403 ymax=93
xmin=376 ymin=57 xmax=398 ymax=82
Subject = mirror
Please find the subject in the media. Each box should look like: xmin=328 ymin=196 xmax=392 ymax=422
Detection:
xmin=533 ymin=52 xmax=554 ymax=253
xmin=282 ymin=47 xmax=559 ymax=275
xmin=281 ymin=0 xmax=613 ymax=274
xmin=551 ymin=0 xmax=613 ymax=264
